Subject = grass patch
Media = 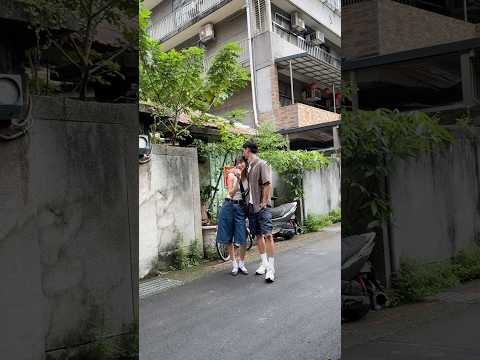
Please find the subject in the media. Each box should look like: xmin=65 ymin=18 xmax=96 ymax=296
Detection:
xmin=391 ymin=244 xmax=480 ymax=305
xmin=304 ymin=208 xmax=341 ymax=232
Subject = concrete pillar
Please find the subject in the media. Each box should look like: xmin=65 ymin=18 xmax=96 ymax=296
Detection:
xmin=461 ymin=50 xmax=475 ymax=107
xmin=264 ymin=0 xmax=273 ymax=32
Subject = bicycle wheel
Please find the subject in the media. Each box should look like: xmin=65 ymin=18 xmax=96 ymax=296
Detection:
xmin=216 ymin=240 xmax=230 ymax=262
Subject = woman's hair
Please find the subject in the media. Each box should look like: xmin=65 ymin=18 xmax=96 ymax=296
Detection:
xmin=234 ymin=156 xmax=248 ymax=181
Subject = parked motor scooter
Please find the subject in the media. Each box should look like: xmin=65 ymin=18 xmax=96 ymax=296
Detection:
xmin=341 ymin=233 xmax=388 ymax=322
xmin=270 ymin=201 xmax=301 ymax=240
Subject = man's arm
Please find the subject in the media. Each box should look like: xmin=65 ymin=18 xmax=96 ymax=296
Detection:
xmin=261 ymin=182 xmax=272 ymax=208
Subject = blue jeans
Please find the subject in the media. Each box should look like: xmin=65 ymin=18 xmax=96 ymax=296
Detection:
xmin=216 ymin=200 xmax=247 ymax=245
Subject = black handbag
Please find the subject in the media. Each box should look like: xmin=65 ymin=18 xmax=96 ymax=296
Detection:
xmin=239 ymin=178 xmax=249 ymax=218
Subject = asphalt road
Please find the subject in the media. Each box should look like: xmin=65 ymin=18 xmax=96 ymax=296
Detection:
xmin=342 ymin=280 xmax=480 ymax=360
xmin=140 ymin=230 xmax=341 ymax=360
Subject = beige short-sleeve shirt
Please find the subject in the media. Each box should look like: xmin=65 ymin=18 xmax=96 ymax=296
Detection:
xmin=247 ymin=158 xmax=272 ymax=213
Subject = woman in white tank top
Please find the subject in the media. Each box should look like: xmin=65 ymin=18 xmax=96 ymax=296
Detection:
xmin=216 ymin=156 xmax=249 ymax=275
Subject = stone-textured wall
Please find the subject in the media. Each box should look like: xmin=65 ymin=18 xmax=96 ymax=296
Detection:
xmin=389 ymin=130 xmax=480 ymax=269
xmin=0 ymin=96 xmax=138 ymax=359
xmin=342 ymin=0 xmax=478 ymax=60
xmin=139 ymin=145 xmax=203 ymax=278
xmin=303 ymin=158 xmax=341 ymax=217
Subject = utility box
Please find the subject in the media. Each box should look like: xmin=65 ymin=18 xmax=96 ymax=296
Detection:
xmin=308 ymin=31 xmax=325 ymax=46
xmin=291 ymin=12 xmax=305 ymax=33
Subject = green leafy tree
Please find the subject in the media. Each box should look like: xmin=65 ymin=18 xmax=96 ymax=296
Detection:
xmin=22 ymin=0 xmax=136 ymax=99
xmin=139 ymin=3 xmax=250 ymax=145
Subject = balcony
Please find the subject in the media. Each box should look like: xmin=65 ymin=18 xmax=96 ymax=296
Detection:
xmin=324 ymin=0 xmax=342 ymax=13
xmin=272 ymin=23 xmax=341 ymax=70
xmin=148 ymin=0 xmax=231 ymax=42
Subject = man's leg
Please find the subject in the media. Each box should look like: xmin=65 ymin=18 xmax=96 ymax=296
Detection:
xmin=256 ymin=234 xmax=269 ymax=275
xmin=265 ymin=233 xmax=275 ymax=282
xmin=260 ymin=208 xmax=274 ymax=283
xmin=265 ymin=234 xmax=274 ymax=257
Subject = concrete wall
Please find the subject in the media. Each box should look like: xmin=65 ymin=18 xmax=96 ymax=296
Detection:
xmin=139 ymin=144 xmax=203 ymax=278
xmin=389 ymin=130 xmax=480 ymax=269
xmin=303 ymin=158 xmax=341 ymax=216
xmin=205 ymin=11 xmax=248 ymax=58
xmin=0 ymin=96 xmax=138 ymax=359
xmin=271 ymin=157 xmax=341 ymax=217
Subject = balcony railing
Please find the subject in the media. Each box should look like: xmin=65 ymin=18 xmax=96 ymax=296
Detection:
xmin=204 ymin=38 xmax=250 ymax=70
xmin=273 ymin=23 xmax=341 ymax=70
xmin=324 ymin=0 xmax=341 ymax=13
xmin=148 ymin=0 xmax=227 ymax=41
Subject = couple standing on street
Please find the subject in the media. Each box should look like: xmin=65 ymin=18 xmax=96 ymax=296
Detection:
xmin=216 ymin=140 xmax=276 ymax=283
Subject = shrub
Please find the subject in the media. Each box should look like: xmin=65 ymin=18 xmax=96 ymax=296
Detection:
xmin=392 ymin=244 xmax=480 ymax=305
xmin=304 ymin=209 xmax=341 ymax=232
xmin=452 ymin=244 xmax=480 ymax=281
xmin=392 ymin=258 xmax=458 ymax=304
xmin=329 ymin=208 xmax=341 ymax=223
xmin=172 ymin=237 xmax=203 ymax=270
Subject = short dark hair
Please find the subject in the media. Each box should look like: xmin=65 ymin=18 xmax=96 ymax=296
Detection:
xmin=243 ymin=140 xmax=258 ymax=154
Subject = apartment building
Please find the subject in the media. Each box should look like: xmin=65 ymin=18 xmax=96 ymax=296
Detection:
xmin=342 ymin=0 xmax=480 ymax=120
xmin=144 ymin=0 xmax=341 ymax=135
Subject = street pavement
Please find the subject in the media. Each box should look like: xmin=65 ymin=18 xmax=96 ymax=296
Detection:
xmin=342 ymin=280 xmax=480 ymax=359
xmin=140 ymin=228 xmax=341 ymax=360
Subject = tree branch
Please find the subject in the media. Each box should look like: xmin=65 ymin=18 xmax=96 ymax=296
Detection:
xmin=52 ymin=40 xmax=81 ymax=69
xmin=90 ymin=44 xmax=129 ymax=74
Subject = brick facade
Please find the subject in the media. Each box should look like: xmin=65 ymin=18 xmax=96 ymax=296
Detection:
xmin=378 ymin=0 xmax=477 ymax=55
xmin=257 ymin=63 xmax=339 ymax=130
xmin=259 ymin=103 xmax=340 ymax=130
xmin=341 ymin=0 xmax=380 ymax=59
xmin=342 ymin=0 xmax=478 ymax=61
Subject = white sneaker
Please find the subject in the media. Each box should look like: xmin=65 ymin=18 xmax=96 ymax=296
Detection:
xmin=238 ymin=263 xmax=248 ymax=275
xmin=255 ymin=263 xmax=267 ymax=275
xmin=231 ymin=262 xmax=239 ymax=276
xmin=265 ymin=267 xmax=275 ymax=283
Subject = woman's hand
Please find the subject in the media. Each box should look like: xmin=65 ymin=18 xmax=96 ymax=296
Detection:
xmin=231 ymin=168 xmax=241 ymax=178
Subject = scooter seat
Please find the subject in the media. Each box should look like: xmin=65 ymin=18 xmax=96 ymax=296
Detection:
xmin=270 ymin=202 xmax=296 ymax=219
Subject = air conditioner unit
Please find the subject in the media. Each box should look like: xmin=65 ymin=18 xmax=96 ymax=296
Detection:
xmin=290 ymin=12 xmax=305 ymax=33
xmin=307 ymin=31 xmax=325 ymax=46
xmin=199 ymin=23 xmax=215 ymax=43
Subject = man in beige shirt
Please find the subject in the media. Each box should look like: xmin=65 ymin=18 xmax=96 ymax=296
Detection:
xmin=243 ymin=140 xmax=275 ymax=282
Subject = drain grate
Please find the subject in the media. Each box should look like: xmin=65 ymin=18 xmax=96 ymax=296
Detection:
xmin=139 ymin=277 xmax=184 ymax=299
